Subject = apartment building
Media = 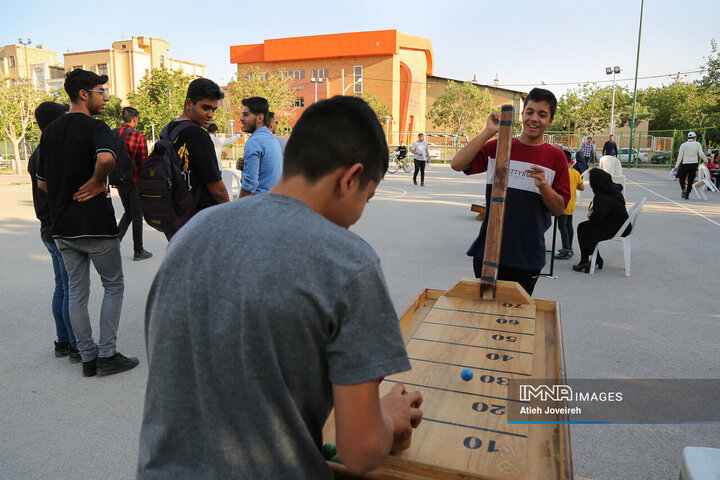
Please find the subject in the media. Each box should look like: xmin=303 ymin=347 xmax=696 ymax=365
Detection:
xmin=0 ymin=43 xmax=64 ymax=91
xmin=64 ymin=36 xmax=206 ymax=101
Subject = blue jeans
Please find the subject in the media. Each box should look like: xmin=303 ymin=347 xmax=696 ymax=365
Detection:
xmin=43 ymin=240 xmax=77 ymax=350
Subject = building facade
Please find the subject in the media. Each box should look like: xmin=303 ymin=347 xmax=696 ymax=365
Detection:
xmin=230 ymin=30 xmax=433 ymax=141
xmin=64 ymin=36 xmax=206 ymax=102
xmin=0 ymin=43 xmax=64 ymax=91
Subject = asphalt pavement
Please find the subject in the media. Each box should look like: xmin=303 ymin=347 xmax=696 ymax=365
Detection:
xmin=1 ymin=165 xmax=718 ymax=479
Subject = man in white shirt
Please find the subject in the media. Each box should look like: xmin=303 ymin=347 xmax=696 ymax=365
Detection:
xmin=208 ymin=123 xmax=241 ymax=171
xmin=410 ymin=133 xmax=430 ymax=186
xmin=673 ymin=131 xmax=707 ymax=199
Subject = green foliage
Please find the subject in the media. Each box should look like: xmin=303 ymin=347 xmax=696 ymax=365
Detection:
xmin=639 ymin=82 xmax=714 ymax=131
xmin=127 ymin=68 xmax=196 ymax=138
xmin=554 ymin=83 xmax=641 ymax=133
xmin=228 ymin=67 xmax=295 ymax=129
xmin=353 ymin=92 xmax=391 ymax=124
xmin=97 ymin=96 xmax=123 ymax=129
xmin=427 ymin=81 xmax=494 ymax=135
xmin=210 ymin=107 xmax=233 ymax=134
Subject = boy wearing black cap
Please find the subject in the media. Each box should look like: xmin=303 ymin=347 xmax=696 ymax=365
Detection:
xmin=36 ymin=69 xmax=139 ymax=377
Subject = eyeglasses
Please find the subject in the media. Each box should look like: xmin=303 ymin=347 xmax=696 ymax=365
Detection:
xmin=88 ymin=89 xmax=108 ymax=95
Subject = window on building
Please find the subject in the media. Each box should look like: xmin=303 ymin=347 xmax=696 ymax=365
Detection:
xmin=9 ymin=56 xmax=16 ymax=67
xmin=282 ymin=70 xmax=305 ymax=80
xmin=293 ymin=97 xmax=305 ymax=108
xmin=33 ymin=67 xmax=45 ymax=89
xmin=97 ymin=63 xmax=108 ymax=76
xmin=312 ymin=68 xmax=328 ymax=80
xmin=353 ymin=65 xmax=363 ymax=94
xmin=245 ymin=72 xmax=270 ymax=82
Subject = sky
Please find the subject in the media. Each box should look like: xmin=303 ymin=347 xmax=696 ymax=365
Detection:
xmin=4 ymin=0 xmax=718 ymax=100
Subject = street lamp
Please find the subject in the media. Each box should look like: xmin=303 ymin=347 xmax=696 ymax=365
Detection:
xmin=310 ymin=77 xmax=324 ymax=103
xmin=18 ymin=38 xmax=31 ymax=82
xmin=605 ymin=66 xmax=621 ymax=135
xmin=384 ymin=115 xmax=392 ymax=143
xmin=343 ymin=77 xmax=362 ymax=94
xmin=229 ymin=119 xmax=236 ymax=160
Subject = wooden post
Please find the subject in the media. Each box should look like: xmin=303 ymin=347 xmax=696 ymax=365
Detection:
xmin=479 ymin=105 xmax=514 ymax=300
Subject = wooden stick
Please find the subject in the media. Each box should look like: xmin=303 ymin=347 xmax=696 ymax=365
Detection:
xmin=479 ymin=105 xmax=514 ymax=300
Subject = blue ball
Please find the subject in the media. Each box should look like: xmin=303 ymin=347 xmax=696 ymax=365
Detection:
xmin=461 ymin=369 xmax=473 ymax=381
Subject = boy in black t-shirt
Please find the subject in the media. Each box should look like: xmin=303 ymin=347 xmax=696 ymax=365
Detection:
xmin=36 ymin=69 xmax=139 ymax=377
xmin=161 ymin=78 xmax=229 ymax=218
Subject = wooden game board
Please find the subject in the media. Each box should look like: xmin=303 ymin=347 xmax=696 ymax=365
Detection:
xmin=322 ymin=278 xmax=572 ymax=480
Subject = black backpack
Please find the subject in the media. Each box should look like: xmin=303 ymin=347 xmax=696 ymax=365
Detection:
xmin=108 ymin=128 xmax=135 ymax=186
xmin=138 ymin=121 xmax=199 ymax=236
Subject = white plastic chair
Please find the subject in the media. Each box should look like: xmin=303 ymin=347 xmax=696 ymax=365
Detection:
xmin=221 ymin=169 xmax=241 ymax=199
xmin=598 ymin=156 xmax=626 ymax=198
xmin=589 ymin=197 xmax=647 ymax=277
xmin=691 ymin=164 xmax=719 ymax=200
xmin=680 ymin=446 xmax=720 ymax=480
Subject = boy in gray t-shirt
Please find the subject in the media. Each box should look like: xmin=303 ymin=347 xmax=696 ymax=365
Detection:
xmin=137 ymin=96 xmax=423 ymax=480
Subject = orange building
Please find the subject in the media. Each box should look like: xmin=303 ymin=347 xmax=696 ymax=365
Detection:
xmin=230 ymin=30 xmax=433 ymax=141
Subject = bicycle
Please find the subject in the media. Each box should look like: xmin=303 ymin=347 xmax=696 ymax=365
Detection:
xmin=388 ymin=151 xmax=413 ymax=173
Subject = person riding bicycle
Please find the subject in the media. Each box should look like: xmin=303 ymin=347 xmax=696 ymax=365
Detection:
xmin=394 ymin=141 xmax=408 ymax=161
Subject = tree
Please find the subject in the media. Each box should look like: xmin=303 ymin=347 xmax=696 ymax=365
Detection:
xmin=0 ymin=79 xmax=49 ymax=174
xmin=427 ymin=81 xmax=494 ymax=135
xmin=227 ymin=67 xmax=295 ymax=128
xmin=127 ymin=68 xmax=196 ymax=138
xmin=554 ymin=83 xmax=637 ymax=133
xmin=697 ymin=39 xmax=720 ymax=145
xmin=98 ymin=96 xmax=123 ymax=129
xmin=354 ymin=92 xmax=391 ymax=125
xmin=639 ymin=82 xmax=713 ymax=132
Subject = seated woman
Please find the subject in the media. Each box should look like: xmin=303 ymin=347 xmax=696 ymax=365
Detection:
xmin=573 ymin=168 xmax=631 ymax=273
xmin=705 ymin=157 xmax=719 ymax=188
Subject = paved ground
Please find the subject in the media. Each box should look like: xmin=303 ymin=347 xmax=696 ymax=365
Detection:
xmin=1 ymin=165 xmax=718 ymax=479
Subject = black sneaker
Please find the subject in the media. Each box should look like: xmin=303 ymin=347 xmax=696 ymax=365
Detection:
xmin=83 ymin=358 xmax=97 ymax=377
xmin=54 ymin=341 xmax=70 ymax=357
xmin=97 ymin=352 xmax=139 ymax=376
xmin=133 ymin=250 xmax=153 ymax=261
xmin=68 ymin=348 xmax=82 ymax=364
xmin=421 ymin=181 xmax=425 ymax=187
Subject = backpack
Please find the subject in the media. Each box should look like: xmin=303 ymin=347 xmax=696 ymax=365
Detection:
xmin=108 ymin=127 xmax=135 ymax=186
xmin=138 ymin=121 xmax=199 ymax=235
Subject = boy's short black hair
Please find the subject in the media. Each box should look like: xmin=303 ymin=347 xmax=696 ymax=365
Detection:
xmin=35 ymin=102 xmax=69 ymax=131
xmin=267 ymin=111 xmax=276 ymax=123
xmin=207 ymin=123 xmax=218 ymax=133
xmin=283 ymin=95 xmax=388 ymax=188
xmin=562 ymin=149 xmax=573 ymax=163
xmin=524 ymin=88 xmax=558 ymax=118
xmin=121 ymin=106 xmax=139 ymax=123
xmin=186 ymin=78 xmax=224 ymax=104
xmin=241 ymin=97 xmax=269 ymax=126
xmin=64 ymin=69 xmax=108 ymax=102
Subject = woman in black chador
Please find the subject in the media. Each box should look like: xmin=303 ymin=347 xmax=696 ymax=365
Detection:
xmin=573 ymin=168 xmax=630 ymax=273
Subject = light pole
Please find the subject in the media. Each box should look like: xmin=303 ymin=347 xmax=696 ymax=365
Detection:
xmin=605 ymin=66 xmax=621 ymax=135
xmin=343 ymin=77 xmax=362 ymax=94
xmin=384 ymin=115 xmax=392 ymax=143
xmin=310 ymin=77 xmax=324 ymax=103
xmin=18 ymin=38 xmax=31 ymax=83
xmin=229 ymin=119 xmax=236 ymax=160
